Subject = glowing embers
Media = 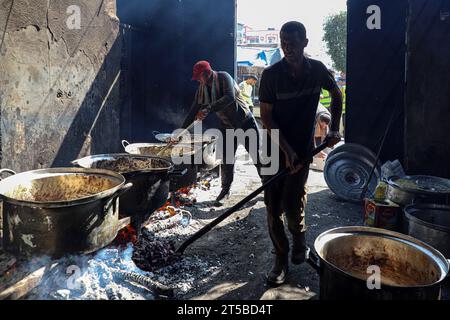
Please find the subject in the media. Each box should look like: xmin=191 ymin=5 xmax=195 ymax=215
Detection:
xmin=132 ymin=229 xmax=181 ymax=272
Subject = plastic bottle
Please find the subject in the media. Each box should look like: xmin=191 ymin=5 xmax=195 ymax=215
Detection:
xmin=374 ymin=181 xmax=387 ymax=201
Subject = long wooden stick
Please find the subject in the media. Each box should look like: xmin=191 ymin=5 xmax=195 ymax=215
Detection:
xmin=176 ymin=143 xmax=329 ymax=254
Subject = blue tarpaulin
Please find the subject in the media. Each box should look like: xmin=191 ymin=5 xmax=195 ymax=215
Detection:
xmin=237 ymin=47 xmax=282 ymax=66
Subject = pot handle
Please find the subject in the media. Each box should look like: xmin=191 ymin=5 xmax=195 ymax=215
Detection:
xmin=121 ymin=140 xmax=131 ymax=149
xmin=0 ymin=169 xmax=17 ymax=180
xmin=115 ymin=182 xmax=133 ymax=198
xmin=152 ymin=131 xmax=161 ymax=137
xmin=307 ymin=249 xmax=321 ymax=272
xmin=168 ymin=167 xmax=188 ymax=177
xmin=117 ymin=216 xmax=132 ymax=230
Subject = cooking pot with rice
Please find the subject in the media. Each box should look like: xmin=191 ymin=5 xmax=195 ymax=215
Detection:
xmin=308 ymin=226 xmax=450 ymax=300
xmin=122 ymin=141 xmax=200 ymax=191
xmin=0 ymin=168 xmax=132 ymax=257
xmin=152 ymin=131 xmax=219 ymax=171
xmin=73 ymin=154 xmax=186 ymax=230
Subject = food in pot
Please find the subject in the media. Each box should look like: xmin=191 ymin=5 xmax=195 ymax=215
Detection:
xmin=157 ymin=133 xmax=215 ymax=144
xmin=93 ymin=157 xmax=170 ymax=173
xmin=5 ymin=174 xmax=118 ymax=202
xmin=323 ymin=235 xmax=441 ymax=287
xmin=130 ymin=145 xmax=196 ymax=158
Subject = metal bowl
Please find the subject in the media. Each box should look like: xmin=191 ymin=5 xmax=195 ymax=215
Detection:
xmin=387 ymin=175 xmax=450 ymax=206
xmin=404 ymin=204 xmax=450 ymax=257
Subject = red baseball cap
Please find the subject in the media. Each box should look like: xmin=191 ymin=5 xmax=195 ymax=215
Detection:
xmin=192 ymin=60 xmax=212 ymax=80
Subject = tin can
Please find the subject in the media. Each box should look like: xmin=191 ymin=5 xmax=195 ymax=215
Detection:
xmin=364 ymin=198 xmax=402 ymax=231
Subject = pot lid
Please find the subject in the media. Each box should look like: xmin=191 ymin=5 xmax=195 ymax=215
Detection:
xmin=327 ymin=143 xmax=379 ymax=166
xmin=324 ymin=145 xmax=381 ymax=202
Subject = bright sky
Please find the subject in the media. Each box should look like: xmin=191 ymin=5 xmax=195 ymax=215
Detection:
xmin=237 ymin=0 xmax=347 ymax=67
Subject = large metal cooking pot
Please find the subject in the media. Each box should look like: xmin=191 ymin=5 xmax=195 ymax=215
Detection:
xmin=152 ymin=131 xmax=218 ymax=171
xmin=72 ymin=154 xmax=185 ymax=229
xmin=387 ymin=175 xmax=450 ymax=206
xmin=122 ymin=141 xmax=201 ymax=191
xmin=308 ymin=226 xmax=449 ymax=300
xmin=0 ymin=168 xmax=132 ymax=257
xmin=404 ymin=204 xmax=450 ymax=258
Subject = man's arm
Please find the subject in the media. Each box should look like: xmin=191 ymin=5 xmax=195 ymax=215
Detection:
xmin=326 ymin=86 xmax=343 ymax=146
xmin=260 ymin=102 xmax=302 ymax=173
xmin=328 ymin=86 xmax=342 ymax=132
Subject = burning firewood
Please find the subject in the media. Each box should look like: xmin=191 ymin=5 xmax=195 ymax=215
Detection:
xmin=147 ymin=207 xmax=191 ymax=233
xmin=113 ymin=224 xmax=138 ymax=246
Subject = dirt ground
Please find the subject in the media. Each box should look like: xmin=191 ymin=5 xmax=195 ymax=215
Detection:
xmin=182 ymin=147 xmax=362 ymax=300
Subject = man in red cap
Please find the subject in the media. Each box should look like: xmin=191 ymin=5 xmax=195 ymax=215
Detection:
xmin=182 ymin=60 xmax=261 ymax=204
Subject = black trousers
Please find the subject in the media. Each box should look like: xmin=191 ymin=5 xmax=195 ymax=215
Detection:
xmin=218 ymin=116 xmax=261 ymax=190
xmin=264 ymin=163 xmax=310 ymax=257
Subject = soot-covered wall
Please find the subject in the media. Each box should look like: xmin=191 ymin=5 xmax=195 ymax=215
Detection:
xmin=0 ymin=0 xmax=123 ymax=171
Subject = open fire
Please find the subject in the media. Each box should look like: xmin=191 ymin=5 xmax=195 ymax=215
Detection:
xmin=0 ymin=175 xmax=221 ymax=300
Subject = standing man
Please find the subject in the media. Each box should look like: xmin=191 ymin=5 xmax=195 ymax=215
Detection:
xmin=181 ymin=61 xmax=261 ymax=204
xmin=239 ymin=75 xmax=258 ymax=113
xmin=259 ymin=21 xmax=342 ymax=285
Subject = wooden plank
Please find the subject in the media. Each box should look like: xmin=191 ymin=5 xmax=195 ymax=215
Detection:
xmin=0 ymin=253 xmax=17 ymax=275
xmin=0 ymin=263 xmax=58 ymax=300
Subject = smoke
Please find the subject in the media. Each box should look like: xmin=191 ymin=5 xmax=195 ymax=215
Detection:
xmin=155 ymin=104 xmax=187 ymax=129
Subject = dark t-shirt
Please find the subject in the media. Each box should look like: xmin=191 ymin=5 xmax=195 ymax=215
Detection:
xmin=259 ymin=57 xmax=337 ymax=158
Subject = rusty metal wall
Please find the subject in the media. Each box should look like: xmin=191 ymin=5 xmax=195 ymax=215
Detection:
xmin=0 ymin=0 xmax=123 ymax=172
